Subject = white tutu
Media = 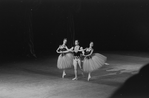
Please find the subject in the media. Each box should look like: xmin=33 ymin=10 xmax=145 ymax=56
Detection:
xmin=83 ymin=53 xmax=107 ymax=73
xmin=57 ymin=53 xmax=74 ymax=69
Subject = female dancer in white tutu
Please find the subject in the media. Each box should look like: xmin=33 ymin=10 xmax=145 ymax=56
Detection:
xmin=70 ymin=40 xmax=84 ymax=80
xmin=56 ymin=38 xmax=74 ymax=78
xmin=82 ymin=42 xmax=108 ymax=81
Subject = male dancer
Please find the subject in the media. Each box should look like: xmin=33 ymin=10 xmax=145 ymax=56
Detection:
xmin=70 ymin=40 xmax=84 ymax=80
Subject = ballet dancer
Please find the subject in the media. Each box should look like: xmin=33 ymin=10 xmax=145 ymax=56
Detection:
xmin=70 ymin=40 xmax=84 ymax=80
xmin=56 ymin=38 xmax=74 ymax=78
xmin=82 ymin=42 xmax=108 ymax=81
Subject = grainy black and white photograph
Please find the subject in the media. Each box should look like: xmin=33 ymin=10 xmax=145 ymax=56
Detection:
xmin=0 ymin=0 xmax=149 ymax=98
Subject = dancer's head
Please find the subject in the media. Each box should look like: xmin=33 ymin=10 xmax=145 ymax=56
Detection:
xmin=75 ymin=40 xmax=79 ymax=45
xmin=89 ymin=42 xmax=94 ymax=48
xmin=63 ymin=38 xmax=67 ymax=45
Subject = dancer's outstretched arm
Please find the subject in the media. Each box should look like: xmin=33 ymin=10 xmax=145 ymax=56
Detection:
xmin=65 ymin=46 xmax=69 ymax=51
xmin=68 ymin=47 xmax=74 ymax=52
xmin=61 ymin=46 xmax=73 ymax=53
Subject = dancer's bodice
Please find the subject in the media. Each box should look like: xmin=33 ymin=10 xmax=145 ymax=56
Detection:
xmin=84 ymin=48 xmax=93 ymax=56
xmin=59 ymin=48 xmax=67 ymax=51
xmin=57 ymin=45 xmax=67 ymax=53
xmin=73 ymin=45 xmax=81 ymax=57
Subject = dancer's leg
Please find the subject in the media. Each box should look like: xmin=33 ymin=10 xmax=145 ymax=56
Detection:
xmin=78 ymin=59 xmax=82 ymax=69
xmin=72 ymin=59 xmax=78 ymax=80
xmin=78 ymin=59 xmax=84 ymax=77
xmin=87 ymin=73 xmax=91 ymax=81
xmin=62 ymin=70 xmax=66 ymax=78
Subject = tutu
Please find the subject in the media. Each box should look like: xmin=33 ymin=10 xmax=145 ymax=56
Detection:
xmin=57 ymin=53 xmax=74 ymax=69
xmin=83 ymin=53 xmax=107 ymax=73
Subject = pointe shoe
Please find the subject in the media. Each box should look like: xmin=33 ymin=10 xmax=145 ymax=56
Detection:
xmin=87 ymin=78 xmax=91 ymax=81
xmin=87 ymin=76 xmax=91 ymax=81
xmin=62 ymin=73 xmax=66 ymax=78
xmin=72 ymin=77 xmax=78 ymax=80
xmin=105 ymin=63 xmax=109 ymax=65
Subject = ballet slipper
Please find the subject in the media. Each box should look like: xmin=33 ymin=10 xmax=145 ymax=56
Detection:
xmin=62 ymin=72 xmax=66 ymax=78
xmin=105 ymin=63 xmax=110 ymax=65
xmin=72 ymin=77 xmax=78 ymax=80
xmin=87 ymin=74 xmax=91 ymax=81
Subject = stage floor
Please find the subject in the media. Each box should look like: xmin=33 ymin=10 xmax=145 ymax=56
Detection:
xmin=0 ymin=53 xmax=149 ymax=98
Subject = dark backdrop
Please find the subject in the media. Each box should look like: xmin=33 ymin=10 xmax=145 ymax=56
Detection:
xmin=0 ymin=0 xmax=149 ymax=59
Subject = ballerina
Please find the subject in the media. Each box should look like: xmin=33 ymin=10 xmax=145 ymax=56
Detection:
xmin=82 ymin=42 xmax=108 ymax=81
xmin=70 ymin=40 xmax=84 ymax=80
xmin=56 ymin=38 xmax=74 ymax=78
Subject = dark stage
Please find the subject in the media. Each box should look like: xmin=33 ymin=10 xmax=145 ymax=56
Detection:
xmin=0 ymin=0 xmax=149 ymax=98
xmin=0 ymin=53 xmax=149 ymax=98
